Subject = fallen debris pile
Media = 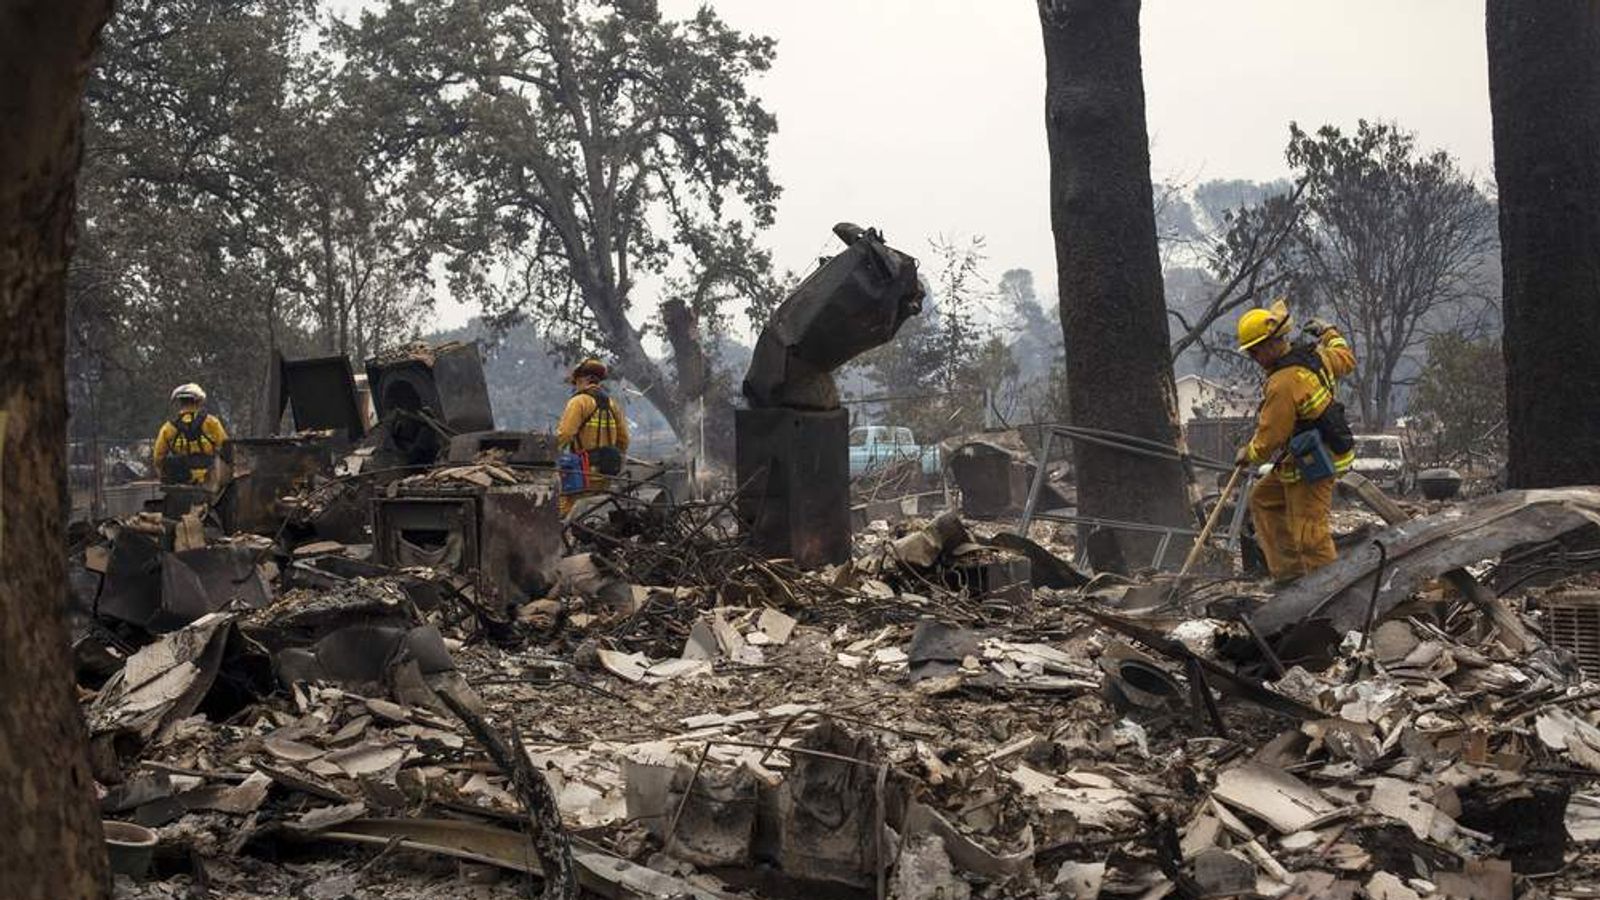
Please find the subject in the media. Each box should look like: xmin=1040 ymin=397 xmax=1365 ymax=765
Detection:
xmin=76 ymin=462 xmax=1600 ymax=898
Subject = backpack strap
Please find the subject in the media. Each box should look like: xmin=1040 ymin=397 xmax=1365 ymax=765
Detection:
xmin=170 ymin=412 xmax=210 ymax=445
xmin=1271 ymin=344 xmax=1337 ymax=399
xmin=569 ymin=389 xmax=614 ymax=451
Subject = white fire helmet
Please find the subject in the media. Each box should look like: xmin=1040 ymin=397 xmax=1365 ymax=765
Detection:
xmin=170 ymin=383 xmax=207 ymax=403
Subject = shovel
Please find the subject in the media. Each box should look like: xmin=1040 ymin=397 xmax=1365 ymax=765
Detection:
xmin=1169 ymin=462 xmax=1249 ymax=591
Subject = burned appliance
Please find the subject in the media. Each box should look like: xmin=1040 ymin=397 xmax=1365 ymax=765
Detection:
xmin=374 ymin=495 xmax=482 ymax=572
xmin=1543 ymin=590 xmax=1600 ymax=680
xmin=366 ymin=342 xmax=494 ymax=434
xmin=219 ymin=436 xmax=339 ymax=535
xmin=256 ymin=352 xmax=370 ymax=442
xmin=372 ymin=477 xmax=562 ymax=606
xmin=98 ymin=531 xmax=271 ymax=634
xmin=283 ymin=355 xmax=368 ymax=440
xmin=948 ymin=440 xmax=1034 ymax=518
xmin=737 ymin=223 xmax=924 ymax=568
xmin=222 ymin=353 xmax=370 ymax=536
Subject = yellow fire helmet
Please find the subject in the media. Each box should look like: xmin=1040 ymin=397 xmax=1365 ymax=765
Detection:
xmin=1236 ymin=297 xmax=1292 ymax=351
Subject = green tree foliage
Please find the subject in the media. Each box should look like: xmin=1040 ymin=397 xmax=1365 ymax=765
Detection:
xmin=998 ymin=268 xmax=1058 ymax=378
xmin=859 ymin=236 xmax=1011 ymax=442
xmin=974 ymin=333 xmax=1023 ymax=424
xmin=338 ymin=0 xmax=781 ymax=453
xmin=72 ymin=0 xmax=434 ymax=440
xmin=73 ymin=0 xmax=310 ymax=437
xmin=1410 ymin=332 xmax=1506 ymax=466
xmin=1286 ymin=120 xmax=1499 ymax=428
xmin=1192 ymin=179 xmax=1294 ymax=231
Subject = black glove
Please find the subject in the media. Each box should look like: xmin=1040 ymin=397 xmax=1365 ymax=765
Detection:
xmin=1303 ymin=318 xmax=1333 ymax=337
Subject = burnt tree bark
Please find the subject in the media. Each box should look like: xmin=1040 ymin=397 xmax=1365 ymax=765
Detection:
xmin=1038 ymin=0 xmax=1192 ymax=569
xmin=0 ymin=1 xmax=116 ymax=897
xmin=1488 ymin=2 xmax=1600 ymax=488
xmin=660 ymin=299 xmax=736 ymax=469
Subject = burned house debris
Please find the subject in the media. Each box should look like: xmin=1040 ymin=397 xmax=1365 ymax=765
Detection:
xmin=62 ymin=323 xmax=1600 ymax=900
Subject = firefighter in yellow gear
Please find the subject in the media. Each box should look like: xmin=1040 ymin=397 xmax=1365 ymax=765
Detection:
xmin=153 ymin=383 xmax=230 ymax=485
xmin=555 ymin=358 xmax=629 ymax=517
xmin=1234 ymin=300 xmax=1357 ymax=582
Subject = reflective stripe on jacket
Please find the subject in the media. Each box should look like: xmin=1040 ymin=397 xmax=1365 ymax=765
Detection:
xmin=1244 ymin=330 xmax=1357 ymax=480
xmin=555 ymin=388 xmax=630 ymax=454
xmin=154 ymin=411 xmax=228 ymax=484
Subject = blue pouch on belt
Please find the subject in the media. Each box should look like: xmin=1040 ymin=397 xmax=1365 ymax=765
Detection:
xmin=557 ymin=451 xmax=588 ymax=494
xmin=1289 ymin=429 xmax=1336 ymax=482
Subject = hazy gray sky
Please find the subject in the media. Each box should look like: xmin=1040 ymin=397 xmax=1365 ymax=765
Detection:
xmin=435 ymin=0 xmax=1494 ymax=327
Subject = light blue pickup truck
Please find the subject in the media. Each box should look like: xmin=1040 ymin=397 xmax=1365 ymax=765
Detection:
xmin=848 ymin=425 xmax=941 ymax=478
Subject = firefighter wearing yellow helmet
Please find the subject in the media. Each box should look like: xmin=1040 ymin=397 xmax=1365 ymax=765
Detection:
xmin=1233 ymin=299 xmax=1357 ymax=581
xmin=555 ymin=358 xmax=630 ymax=516
xmin=153 ymin=383 xmax=230 ymax=485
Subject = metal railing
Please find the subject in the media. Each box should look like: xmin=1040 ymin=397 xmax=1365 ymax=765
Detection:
xmin=1017 ymin=424 xmax=1251 ymax=570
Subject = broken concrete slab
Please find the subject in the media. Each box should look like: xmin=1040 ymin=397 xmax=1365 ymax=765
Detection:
xmin=1367 ymin=776 xmax=1453 ymax=843
xmin=756 ymin=607 xmax=796 ymax=645
xmin=1365 ymin=870 xmax=1423 ymax=900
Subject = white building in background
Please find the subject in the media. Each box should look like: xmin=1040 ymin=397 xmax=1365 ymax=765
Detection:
xmin=1174 ymin=374 xmax=1255 ymax=424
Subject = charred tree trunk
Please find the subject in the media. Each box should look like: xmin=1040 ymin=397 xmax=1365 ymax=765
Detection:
xmin=590 ymin=286 xmax=735 ymax=469
xmin=0 ymin=1 xmax=115 ymax=897
xmin=1488 ymin=2 xmax=1600 ymax=488
xmin=1038 ymin=0 xmax=1192 ymax=569
xmin=660 ymin=299 xmax=736 ymax=467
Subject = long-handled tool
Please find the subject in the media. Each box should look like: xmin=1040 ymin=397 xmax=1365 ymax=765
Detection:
xmin=1174 ymin=462 xmax=1248 ymax=581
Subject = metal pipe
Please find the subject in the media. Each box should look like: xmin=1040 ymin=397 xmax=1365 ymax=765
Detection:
xmin=1029 ymin=511 xmax=1199 ymax=537
xmin=1017 ymin=427 xmax=1055 ymax=533
xmin=1051 ymin=424 xmax=1233 ymax=473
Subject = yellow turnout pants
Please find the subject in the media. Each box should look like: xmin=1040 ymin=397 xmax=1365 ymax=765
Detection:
xmin=1249 ymin=470 xmax=1336 ymax=582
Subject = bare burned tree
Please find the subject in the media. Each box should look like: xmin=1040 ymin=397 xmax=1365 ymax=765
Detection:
xmin=1169 ymin=180 xmax=1308 ymax=360
xmin=1 ymin=0 xmax=115 ymax=896
xmin=1287 ymin=121 xmax=1498 ymax=429
xmin=1488 ymin=3 xmax=1600 ymax=488
xmin=1039 ymin=0 xmax=1193 ymax=569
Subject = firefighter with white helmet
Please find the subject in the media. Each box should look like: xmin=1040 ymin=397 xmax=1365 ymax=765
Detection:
xmin=153 ymin=383 xmax=229 ymax=485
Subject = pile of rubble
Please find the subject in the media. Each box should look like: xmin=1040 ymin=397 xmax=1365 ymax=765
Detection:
xmin=63 ymin=330 xmax=1600 ymax=899
xmin=68 ymin=466 xmax=1600 ymax=900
